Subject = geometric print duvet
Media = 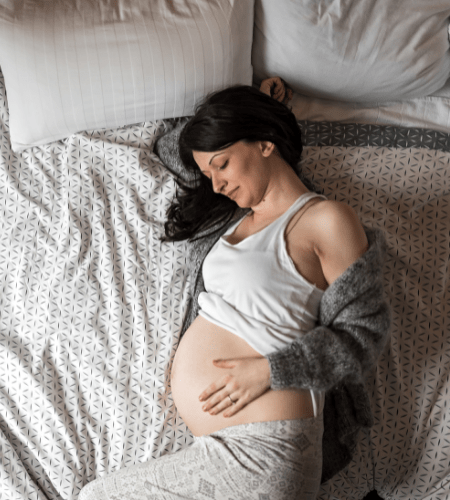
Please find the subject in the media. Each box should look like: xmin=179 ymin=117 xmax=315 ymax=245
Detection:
xmin=0 ymin=70 xmax=193 ymax=499
xmin=1 ymin=65 xmax=450 ymax=499
xmin=300 ymin=129 xmax=450 ymax=500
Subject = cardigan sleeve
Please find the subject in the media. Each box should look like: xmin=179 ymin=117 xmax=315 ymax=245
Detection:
xmin=266 ymin=228 xmax=391 ymax=392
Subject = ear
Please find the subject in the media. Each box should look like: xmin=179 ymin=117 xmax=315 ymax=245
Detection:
xmin=259 ymin=141 xmax=276 ymax=157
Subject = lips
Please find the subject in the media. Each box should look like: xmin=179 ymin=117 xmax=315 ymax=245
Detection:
xmin=226 ymin=187 xmax=239 ymax=199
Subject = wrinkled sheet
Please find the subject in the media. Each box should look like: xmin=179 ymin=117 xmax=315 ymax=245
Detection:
xmin=299 ymin=131 xmax=450 ymax=500
xmin=0 ymin=65 xmax=450 ymax=500
xmin=0 ymin=70 xmax=193 ymax=499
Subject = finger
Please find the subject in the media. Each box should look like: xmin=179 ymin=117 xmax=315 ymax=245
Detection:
xmin=203 ymin=388 xmax=237 ymax=413
xmin=271 ymin=82 xmax=282 ymax=97
xmin=275 ymin=89 xmax=286 ymax=102
xmin=207 ymin=394 xmax=237 ymax=415
xmin=274 ymin=89 xmax=286 ymax=102
xmin=200 ymin=375 xmax=233 ymax=407
xmin=223 ymin=397 xmax=246 ymax=418
xmin=271 ymin=77 xmax=282 ymax=87
xmin=259 ymin=81 xmax=272 ymax=96
xmin=212 ymin=359 xmax=237 ymax=368
xmin=272 ymin=78 xmax=283 ymax=93
xmin=271 ymin=78 xmax=284 ymax=97
xmin=261 ymin=77 xmax=281 ymax=97
xmin=198 ymin=377 xmax=227 ymax=402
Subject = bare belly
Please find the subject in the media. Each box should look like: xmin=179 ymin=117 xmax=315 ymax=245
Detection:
xmin=171 ymin=315 xmax=315 ymax=436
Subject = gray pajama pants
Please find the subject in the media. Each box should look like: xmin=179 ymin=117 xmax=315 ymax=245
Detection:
xmin=78 ymin=414 xmax=323 ymax=500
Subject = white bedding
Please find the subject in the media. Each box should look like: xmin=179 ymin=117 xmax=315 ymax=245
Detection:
xmin=1 ymin=65 xmax=450 ymax=499
xmin=301 ymin=144 xmax=450 ymax=500
xmin=291 ymin=77 xmax=450 ymax=134
xmin=0 ymin=71 xmax=194 ymax=499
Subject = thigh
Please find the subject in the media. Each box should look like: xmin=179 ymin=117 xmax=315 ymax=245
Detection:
xmin=78 ymin=443 xmax=207 ymax=500
xmin=78 ymin=414 xmax=323 ymax=500
xmin=79 ymin=439 xmax=242 ymax=500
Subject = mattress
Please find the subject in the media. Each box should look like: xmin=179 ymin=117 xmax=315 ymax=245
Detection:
xmin=0 ymin=66 xmax=450 ymax=500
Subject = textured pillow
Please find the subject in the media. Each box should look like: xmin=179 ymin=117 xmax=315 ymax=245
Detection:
xmin=0 ymin=0 xmax=254 ymax=151
xmin=252 ymin=0 xmax=450 ymax=103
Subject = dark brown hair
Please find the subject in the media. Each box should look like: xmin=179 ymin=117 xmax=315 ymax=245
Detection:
xmin=163 ymin=85 xmax=309 ymax=242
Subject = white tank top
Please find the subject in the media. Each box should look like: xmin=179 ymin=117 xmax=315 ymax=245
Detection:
xmin=199 ymin=191 xmax=327 ymax=416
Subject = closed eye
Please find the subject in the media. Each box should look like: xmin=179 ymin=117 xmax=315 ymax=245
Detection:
xmin=219 ymin=160 xmax=229 ymax=170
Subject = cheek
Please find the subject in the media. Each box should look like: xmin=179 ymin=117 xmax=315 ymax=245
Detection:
xmin=243 ymin=163 xmax=266 ymax=190
xmin=237 ymin=174 xmax=266 ymax=206
xmin=239 ymin=157 xmax=260 ymax=182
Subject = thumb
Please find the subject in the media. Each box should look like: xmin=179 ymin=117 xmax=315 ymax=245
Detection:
xmin=259 ymin=81 xmax=271 ymax=96
xmin=213 ymin=359 xmax=237 ymax=368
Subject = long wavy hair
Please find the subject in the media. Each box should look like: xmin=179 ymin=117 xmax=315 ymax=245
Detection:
xmin=162 ymin=85 xmax=313 ymax=242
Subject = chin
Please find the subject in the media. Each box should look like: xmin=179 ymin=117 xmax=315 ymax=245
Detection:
xmin=235 ymin=199 xmax=249 ymax=209
xmin=233 ymin=192 xmax=249 ymax=208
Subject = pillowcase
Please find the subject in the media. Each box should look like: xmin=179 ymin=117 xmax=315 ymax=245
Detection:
xmin=289 ymin=78 xmax=450 ymax=134
xmin=252 ymin=0 xmax=450 ymax=103
xmin=0 ymin=0 xmax=254 ymax=151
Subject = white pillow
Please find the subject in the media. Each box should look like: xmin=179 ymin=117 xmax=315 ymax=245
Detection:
xmin=0 ymin=0 xmax=254 ymax=151
xmin=252 ymin=0 xmax=450 ymax=103
xmin=289 ymin=78 xmax=450 ymax=135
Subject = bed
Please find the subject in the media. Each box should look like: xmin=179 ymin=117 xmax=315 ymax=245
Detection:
xmin=0 ymin=1 xmax=449 ymax=499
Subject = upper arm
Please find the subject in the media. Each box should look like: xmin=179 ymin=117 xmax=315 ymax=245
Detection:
xmin=312 ymin=201 xmax=369 ymax=285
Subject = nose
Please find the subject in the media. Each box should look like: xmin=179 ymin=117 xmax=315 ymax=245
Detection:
xmin=211 ymin=174 xmax=226 ymax=194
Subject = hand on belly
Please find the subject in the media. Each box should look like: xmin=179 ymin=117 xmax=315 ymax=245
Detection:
xmin=198 ymin=356 xmax=271 ymax=417
xmin=171 ymin=315 xmax=315 ymax=436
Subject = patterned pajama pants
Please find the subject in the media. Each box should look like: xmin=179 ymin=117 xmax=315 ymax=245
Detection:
xmin=79 ymin=414 xmax=323 ymax=500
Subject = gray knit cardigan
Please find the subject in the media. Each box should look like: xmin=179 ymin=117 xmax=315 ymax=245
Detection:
xmin=155 ymin=121 xmax=391 ymax=483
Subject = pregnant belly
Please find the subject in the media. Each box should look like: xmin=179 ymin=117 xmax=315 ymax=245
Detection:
xmin=170 ymin=315 xmax=315 ymax=436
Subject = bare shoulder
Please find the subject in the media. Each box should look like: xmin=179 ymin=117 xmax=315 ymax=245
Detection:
xmin=309 ymin=199 xmax=367 ymax=246
xmin=307 ymin=199 xmax=369 ymax=284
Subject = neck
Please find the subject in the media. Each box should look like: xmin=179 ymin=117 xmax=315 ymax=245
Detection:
xmin=250 ymin=158 xmax=309 ymax=220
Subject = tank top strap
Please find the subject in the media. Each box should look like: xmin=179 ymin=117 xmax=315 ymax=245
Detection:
xmin=222 ymin=191 xmax=326 ymax=243
xmin=271 ymin=191 xmax=327 ymax=233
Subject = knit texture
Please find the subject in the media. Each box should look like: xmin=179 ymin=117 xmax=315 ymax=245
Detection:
xmin=155 ymin=123 xmax=391 ymax=484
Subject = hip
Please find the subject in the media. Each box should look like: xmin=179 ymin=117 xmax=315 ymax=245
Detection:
xmin=79 ymin=414 xmax=324 ymax=500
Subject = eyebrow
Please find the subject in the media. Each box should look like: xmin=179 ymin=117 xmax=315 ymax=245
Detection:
xmin=209 ymin=152 xmax=225 ymax=165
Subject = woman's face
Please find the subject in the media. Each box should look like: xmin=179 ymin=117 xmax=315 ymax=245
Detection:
xmin=192 ymin=140 xmax=274 ymax=208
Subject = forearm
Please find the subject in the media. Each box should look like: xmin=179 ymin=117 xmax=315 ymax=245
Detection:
xmin=267 ymin=299 xmax=391 ymax=392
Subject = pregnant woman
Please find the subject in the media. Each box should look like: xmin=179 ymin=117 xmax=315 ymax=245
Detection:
xmin=79 ymin=80 xmax=390 ymax=499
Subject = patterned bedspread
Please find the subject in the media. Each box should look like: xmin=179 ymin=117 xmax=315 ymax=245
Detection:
xmin=0 ymin=66 xmax=449 ymax=500
xmin=300 ymin=123 xmax=450 ymax=500
xmin=0 ymin=71 xmax=194 ymax=499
